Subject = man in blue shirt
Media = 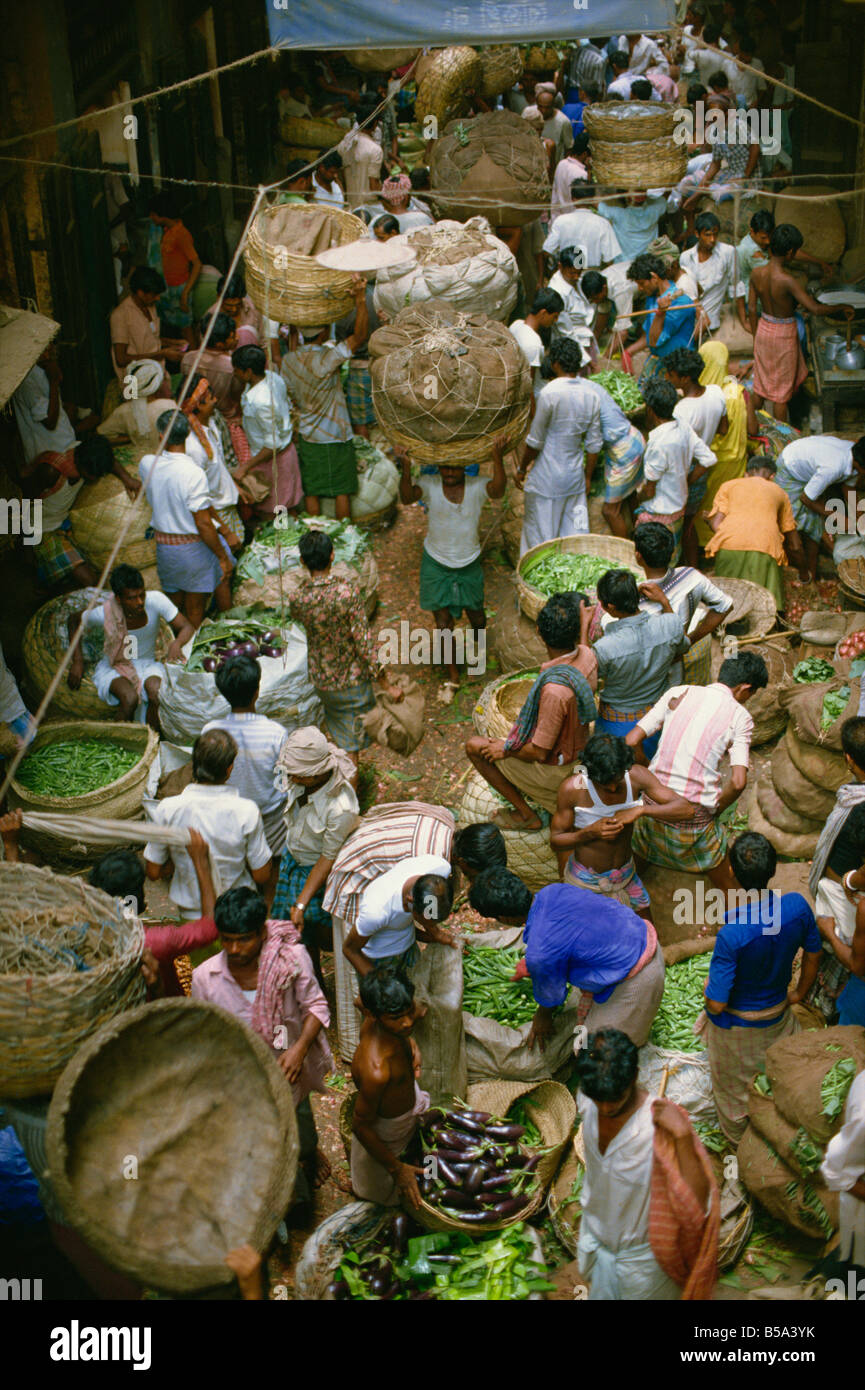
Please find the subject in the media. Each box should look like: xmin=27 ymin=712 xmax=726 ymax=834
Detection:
xmin=625 ymin=253 xmax=696 ymax=388
xmin=704 ymin=831 xmax=821 ymax=1143
xmin=599 ymin=194 xmax=667 ymax=265
xmin=468 ymin=869 xmax=665 ymax=1050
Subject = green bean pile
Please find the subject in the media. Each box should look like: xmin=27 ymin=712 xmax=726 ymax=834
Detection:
xmin=649 ymin=952 xmax=712 ymax=1052
xmin=820 ymin=1056 xmax=857 ymax=1120
xmin=16 ymin=739 xmax=141 ymax=796
xmin=463 ymin=946 xmax=537 ymax=1028
xmin=588 ymin=370 xmax=645 ymax=413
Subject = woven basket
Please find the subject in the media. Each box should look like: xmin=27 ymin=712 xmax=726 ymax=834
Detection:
xmin=281 ymin=144 xmax=322 ymax=165
xmin=9 ymin=721 xmax=159 ymax=862
xmin=478 ymin=46 xmax=523 ymax=99
xmin=838 ymin=557 xmax=865 ymax=598
xmin=590 ymin=136 xmax=688 ymax=191
xmin=278 ymin=115 xmax=346 ymax=150
xmin=459 ymin=768 xmax=559 ymax=891
xmin=233 ymin=550 xmax=379 ymax=617
xmin=490 ymin=602 xmax=548 ymax=674
xmin=344 ymin=47 xmax=420 ymax=72
xmin=522 ymin=44 xmax=560 ymax=73
xmin=712 ymin=575 xmax=778 ymax=640
xmin=44 ymin=998 xmax=299 ymax=1293
xmin=745 ymin=642 xmax=795 ymax=746
xmin=245 ymin=204 xmax=367 ymax=327
xmin=415 ymin=47 xmax=483 ymax=130
xmin=547 ymin=1138 xmax=585 ymax=1256
xmin=517 ymin=533 xmax=639 ymax=621
xmin=69 ymin=472 xmax=157 ymax=579
xmin=474 ymin=670 xmax=538 ymax=741
xmin=23 ymin=592 xmax=103 ymax=720
xmin=0 ymin=864 xmax=145 ymax=1099
xmin=413 ymin=1079 xmax=574 ymax=1233
xmin=583 ymin=101 xmax=676 ymax=141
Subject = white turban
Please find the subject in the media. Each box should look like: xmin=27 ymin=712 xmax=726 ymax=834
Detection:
xmin=127 ymin=358 xmax=167 ymax=436
xmin=274 ymin=726 xmax=356 ymax=794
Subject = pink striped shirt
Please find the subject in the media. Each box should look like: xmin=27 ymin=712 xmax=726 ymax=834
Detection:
xmin=638 ymin=683 xmax=753 ymax=810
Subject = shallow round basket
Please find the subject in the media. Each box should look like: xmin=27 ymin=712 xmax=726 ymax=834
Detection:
xmin=583 ymin=100 xmax=675 ymax=141
xmin=473 ymin=670 xmax=538 ymax=741
xmin=278 ymin=115 xmax=346 ymax=150
xmin=245 ymin=203 xmax=367 ymax=327
xmin=458 ymin=768 xmax=559 ymax=892
xmin=591 ymin=137 xmax=687 ymax=191
xmin=0 ymin=865 xmax=145 ymax=1100
xmin=711 ymin=575 xmax=778 ymax=639
xmin=378 ymin=400 xmax=532 ymax=468
xmin=45 ymin=998 xmax=299 ymax=1294
xmin=517 ymin=533 xmax=639 ymax=622
xmin=839 ymin=557 xmax=865 ymax=599
xmin=69 ymin=472 xmax=157 ymax=579
xmin=9 ymin=721 xmax=159 ymax=863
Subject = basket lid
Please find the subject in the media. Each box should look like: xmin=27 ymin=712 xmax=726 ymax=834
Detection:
xmin=315 ymin=236 xmax=416 ymax=271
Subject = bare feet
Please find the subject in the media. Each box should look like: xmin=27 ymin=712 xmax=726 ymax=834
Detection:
xmin=492 ymin=806 xmax=543 ymax=832
xmin=314 ymin=1151 xmax=332 ymax=1187
xmin=437 ymin=680 xmax=459 ymax=705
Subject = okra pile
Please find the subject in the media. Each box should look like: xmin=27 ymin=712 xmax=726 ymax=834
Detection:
xmin=15 ymin=739 xmax=141 ymax=796
xmin=418 ymin=1103 xmax=541 ymax=1223
xmin=462 ymin=944 xmax=537 ymax=1028
xmin=330 ymin=1213 xmax=553 ymax=1301
xmin=648 ymin=952 xmax=712 ymax=1052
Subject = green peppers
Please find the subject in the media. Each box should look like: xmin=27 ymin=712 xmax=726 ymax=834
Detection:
xmin=462 ymin=945 xmax=537 ymax=1028
xmin=589 ymin=370 xmax=645 ymax=413
xmin=16 ymin=740 xmax=140 ymax=796
xmin=520 ymin=548 xmax=642 ymax=598
xmin=648 ymin=952 xmax=712 ymax=1052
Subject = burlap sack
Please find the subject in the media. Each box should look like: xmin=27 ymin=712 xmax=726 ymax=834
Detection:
xmin=780 ymin=675 xmax=860 ymax=751
xmin=748 ymin=791 xmax=820 ymax=862
xmin=747 ymin=643 xmax=794 ymax=746
xmin=756 ymin=769 xmax=825 ymax=835
xmin=462 ymin=928 xmax=582 ymax=1083
xmin=369 ymin=301 xmax=531 ymax=455
xmin=773 ymin=186 xmax=846 ymax=264
xmin=783 ymin=725 xmax=849 ymax=794
xmin=360 ymin=673 xmax=425 ymax=755
xmin=747 ymin=1083 xmax=825 ymax=1183
xmin=769 ymin=741 xmax=838 ymax=820
xmin=714 ymin=302 xmax=753 ymax=356
xmin=765 ymin=1024 xmax=865 ymax=1145
xmin=409 ymin=941 xmax=467 ymax=1105
xmin=372 ymin=218 xmax=520 ymax=323
xmin=430 ymin=110 xmax=550 ymax=227
xmin=737 ymin=1127 xmax=839 ymax=1240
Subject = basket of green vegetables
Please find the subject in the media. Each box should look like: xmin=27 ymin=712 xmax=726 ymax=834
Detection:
xmin=232 ymin=515 xmax=378 ymax=617
xmin=588 ymin=369 xmax=645 ymax=419
xmin=517 ymin=533 xmax=640 ymax=620
xmin=9 ymin=721 xmax=158 ymax=862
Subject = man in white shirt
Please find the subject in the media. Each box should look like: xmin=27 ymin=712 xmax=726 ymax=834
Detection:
xmin=543 ymin=188 xmax=636 ymax=331
xmin=516 ymin=337 xmax=603 ymax=555
xmin=775 ymin=435 xmax=865 ymax=581
xmin=679 ymin=212 xmax=742 ymax=334
xmin=341 ymin=855 xmax=457 ymax=976
xmin=144 ymin=728 xmax=272 ymax=918
xmin=730 ymin=33 xmax=766 ymax=107
xmin=573 ymin=1027 xmax=714 ymax=1301
xmin=634 ymin=378 xmax=716 ymax=562
xmin=694 ymin=24 xmax=737 ymax=88
xmin=139 ymin=411 xmax=234 ymax=627
xmin=550 ymin=139 xmax=590 ymax=221
xmin=622 ymin=33 xmax=671 ymax=76
xmin=182 ymin=373 xmax=242 ymax=551
xmin=398 ymin=447 xmax=505 ymax=703
xmin=521 ymin=83 xmax=574 ymax=165
xmin=337 ymin=94 xmax=384 ymax=206
xmin=203 ymin=653 xmax=290 ymax=861
xmin=311 ymin=152 xmax=345 ymax=208
xmin=232 ymin=343 xmax=303 ymax=519
xmin=821 ymin=1068 xmax=865 ymax=1270
xmin=665 ymin=346 xmax=727 ymax=565
xmin=509 ymin=288 xmax=563 ymax=399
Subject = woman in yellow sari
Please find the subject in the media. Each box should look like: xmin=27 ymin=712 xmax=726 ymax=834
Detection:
xmin=694 ymin=341 xmax=748 ymax=548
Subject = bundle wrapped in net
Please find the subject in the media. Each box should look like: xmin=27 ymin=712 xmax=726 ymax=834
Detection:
xmin=372 ymin=217 xmax=519 ymax=322
xmin=477 ymin=46 xmax=523 ymax=99
xmin=369 ymin=302 xmax=532 ymax=465
xmin=415 ymin=46 xmax=483 ymax=130
xmin=430 ymin=110 xmax=550 ymax=228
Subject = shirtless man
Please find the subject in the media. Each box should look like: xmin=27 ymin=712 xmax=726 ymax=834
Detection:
xmin=749 ymin=223 xmax=854 ymax=428
xmin=350 ymin=968 xmax=429 ymax=1209
xmin=551 ymin=733 xmax=693 ymax=919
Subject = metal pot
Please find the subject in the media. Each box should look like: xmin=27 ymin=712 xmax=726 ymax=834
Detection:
xmin=836 ymin=343 xmax=865 ymax=371
xmin=823 ymin=333 xmax=846 ymax=363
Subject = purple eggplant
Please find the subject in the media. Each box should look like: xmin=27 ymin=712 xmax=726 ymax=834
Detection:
xmin=430 ymin=1148 xmax=471 ymax=1166
xmin=435 ymin=1129 xmax=473 ymax=1151
xmin=435 ymin=1157 xmax=462 ymax=1189
xmin=463 ymin=1163 xmax=486 ymax=1196
xmin=488 ymin=1197 xmax=528 ymax=1219
xmin=444 ymin=1111 xmax=486 ymax=1137
xmin=237 ymin=640 xmax=259 ymax=658
xmin=484 ymin=1124 xmax=525 ymax=1141
xmin=260 ymin=645 xmax=281 ymax=658
xmin=202 ymin=656 xmax=218 ymax=673
xmin=480 ymin=1170 xmax=522 ymax=1191
xmin=390 ymin=1212 xmax=409 ymax=1254
xmin=438 ymin=1189 xmax=475 ymax=1209
xmin=523 ymin=1154 xmax=540 ymax=1172
xmin=328 ymin=1279 xmax=349 ymax=1300
xmin=369 ymin=1273 xmax=389 ymax=1296
xmin=443 ymin=1207 xmax=498 ymax=1224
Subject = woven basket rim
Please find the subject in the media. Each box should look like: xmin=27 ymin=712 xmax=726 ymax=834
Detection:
xmin=44 ymin=998 xmax=299 ymax=1292
xmin=9 ymin=720 xmax=158 ymax=812
xmin=517 ymin=533 xmax=639 ymax=620
xmin=584 ymin=100 xmax=675 ymax=139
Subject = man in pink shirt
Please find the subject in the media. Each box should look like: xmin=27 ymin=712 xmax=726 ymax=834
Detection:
xmin=550 ymin=135 xmax=590 ymax=221
xmin=192 ymin=884 xmax=334 ymax=1223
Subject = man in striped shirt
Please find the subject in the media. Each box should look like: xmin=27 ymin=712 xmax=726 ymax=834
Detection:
xmin=624 ymin=651 xmax=768 ymax=891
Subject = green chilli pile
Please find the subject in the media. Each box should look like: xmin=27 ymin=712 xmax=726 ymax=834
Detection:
xmin=15 ymin=740 xmax=141 ymax=796
xmin=520 ymin=546 xmax=641 ymax=599
xmin=462 ymin=945 xmax=537 ymax=1028
xmin=589 ymin=370 xmax=645 ymax=413
xmin=649 ymin=952 xmax=712 ymax=1052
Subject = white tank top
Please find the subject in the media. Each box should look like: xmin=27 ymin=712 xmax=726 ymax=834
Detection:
xmin=572 ymin=771 xmax=641 ymax=828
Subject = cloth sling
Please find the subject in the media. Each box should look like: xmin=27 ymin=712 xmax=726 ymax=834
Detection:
xmin=648 ymin=1104 xmax=720 ymax=1299
xmin=808 ymin=782 xmax=865 ymax=898
xmin=14 ymin=813 xmax=224 ymax=893
xmin=503 ymin=664 xmax=597 ymax=755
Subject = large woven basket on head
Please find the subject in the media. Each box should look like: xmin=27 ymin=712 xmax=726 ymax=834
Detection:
xmin=517 ymin=533 xmax=639 ymax=622
xmin=711 ymin=575 xmax=777 ymax=639
xmin=44 ymin=999 xmax=299 ymax=1294
xmin=459 ymin=768 xmax=559 ymax=892
xmin=244 ymin=203 xmax=367 ymax=327
xmin=415 ymin=46 xmax=483 ymax=130
xmin=478 ymin=46 xmax=523 ymax=99
xmin=9 ymin=721 xmax=159 ymax=862
xmin=522 ymin=44 xmax=560 ymax=73
xmin=69 ymin=472 xmax=157 ymax=582
xmin=583 ymin=100 xmax=676 ymax=141
xmin=369 ymin=301 xmax=532 ymax=466
xmin=344 ymin=47 xmax=420 ymax=72
xmin=430 ymin=110 xmax=550 ymax=228
xmin=0 ymin=865 xmax=145 ymax=1100
xmin=590 ymin=136 xmax=687 ymax=190
xmin=278 ymin=115 xmax=346 ymax=150
xmin=233 ymin=548 xmax=379 ymax=617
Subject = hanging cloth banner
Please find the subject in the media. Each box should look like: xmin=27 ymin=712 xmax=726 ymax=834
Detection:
xmin=267 ymin=0 xmax=676 ymax=51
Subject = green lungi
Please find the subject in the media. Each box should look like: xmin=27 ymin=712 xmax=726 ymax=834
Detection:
xmin=297 ymin=437 xmax=358 ymax=498
xmin=712 ymin=549 xmax=785 ymax=611
xmin=419 ymin=549 xmax=485 ymax=618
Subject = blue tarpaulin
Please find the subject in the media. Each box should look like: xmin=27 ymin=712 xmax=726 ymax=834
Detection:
xmin=267 ymin=0 xmax=676 ymax=51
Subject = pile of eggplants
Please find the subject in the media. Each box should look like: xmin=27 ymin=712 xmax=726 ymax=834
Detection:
xmin=328 ymin=1212 xmax=414 ymax=1301
xmin=417 ymin=1104 xmax=541 ymax=1224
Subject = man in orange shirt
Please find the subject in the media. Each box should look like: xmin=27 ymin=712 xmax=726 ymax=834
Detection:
xmin=147 ymin=193 xmax=202 ymax=336
xmin=704 ymin=454 xmax=805 ymax=609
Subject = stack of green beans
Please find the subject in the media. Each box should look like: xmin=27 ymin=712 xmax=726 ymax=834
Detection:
xmin=15 ymin=740 xmax=141 ymax=796
xmin=649 ymin=952 xmax=712 ymax=1052
xmin=462 ymin=946 xmax=537 ymax=1028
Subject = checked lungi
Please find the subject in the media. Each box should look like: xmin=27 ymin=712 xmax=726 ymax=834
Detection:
xmin=563 ymin=855 xmax=651 ymax=911
xmin=706 ymin=1009 xmax=799 ymax=1144
xmin=33 ymin=520 xmax=88 ymax=585
xmin=345 ymin=359 xmax=376 ymax=429
xmin=272 ymin=848 xmax=331 ymax=958
xmin=681 ymin=632 xmax=713 ymax=686
xmin=752 ymin=313 xmax=808 ymax=406
xmin=595 ymin=700 xmax=660 ymax=761
xmin=603 ymin=424 xmax=644 ymax=502
xmin=632 ymin=803 xmax=727 ymax=873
